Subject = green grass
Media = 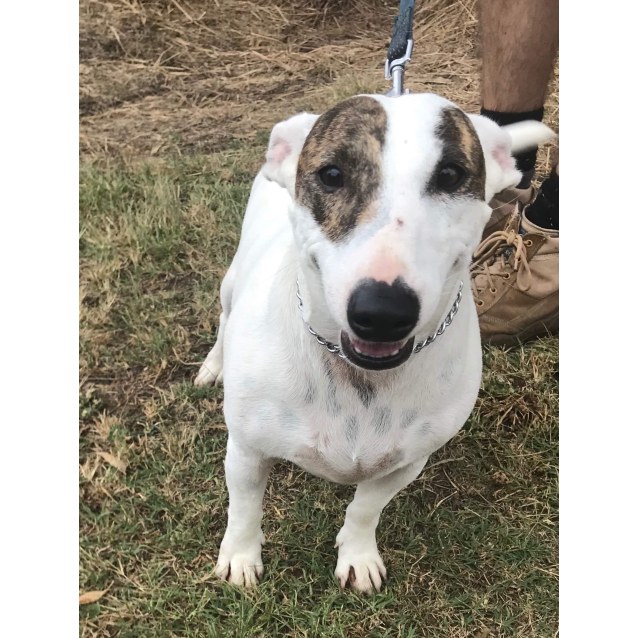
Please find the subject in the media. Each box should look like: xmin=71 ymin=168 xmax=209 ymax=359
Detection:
xmin=79 ymin=150 xmax=558 ymax=637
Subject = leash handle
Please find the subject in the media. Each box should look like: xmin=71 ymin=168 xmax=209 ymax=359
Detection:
xmin=385 ymin=0 xmax=415 ymax=96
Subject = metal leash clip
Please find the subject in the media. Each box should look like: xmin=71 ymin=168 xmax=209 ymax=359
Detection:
xmin=385 ymin=0 xmax=415 ymax=97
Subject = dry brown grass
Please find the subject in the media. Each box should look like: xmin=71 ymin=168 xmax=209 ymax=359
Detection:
xmin=80 ymin=0 xmax=557 ymax=158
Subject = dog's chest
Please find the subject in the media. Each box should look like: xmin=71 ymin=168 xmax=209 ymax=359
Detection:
xmin=233 ymin=363 xmax=440 ymax=484
xmin=275 ymin=366 xmax=436 ymax=484
xmin=228 ymin=347 xmax=467 ymax=485
xmin=228 ymin=330 xmax=474 ymax=485
xmin=289 ymin=402 xmax=424 ymax=484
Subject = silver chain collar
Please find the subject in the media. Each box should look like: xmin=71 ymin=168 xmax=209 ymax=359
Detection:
xmin=295 ymin=280 xmax=463 ymax=359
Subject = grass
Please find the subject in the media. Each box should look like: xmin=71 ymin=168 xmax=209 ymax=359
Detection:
xmin=79 ymin=148 xmax=558 ymax=637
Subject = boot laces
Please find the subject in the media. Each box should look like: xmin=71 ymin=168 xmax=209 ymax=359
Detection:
xmin=471 ymin=228 xmax=532 ymax=295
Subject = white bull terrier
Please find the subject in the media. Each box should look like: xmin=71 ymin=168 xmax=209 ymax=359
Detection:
xmin=195 ymin=93 xmax=553 ymax=593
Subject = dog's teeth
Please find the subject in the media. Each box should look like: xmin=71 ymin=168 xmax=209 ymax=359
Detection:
xmin=352 ymin=342 xmax=402 ymax=358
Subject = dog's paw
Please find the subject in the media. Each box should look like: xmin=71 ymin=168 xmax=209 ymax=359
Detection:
xmin=214 ymin=533 xmax=265 ymax=588
xmin=194 ymin=359 xmax=223 ymax=387
xmin=334 ymin=534 xmax=387 ymax=593
xmin=214 ymin=552 xmax=263 ymax=587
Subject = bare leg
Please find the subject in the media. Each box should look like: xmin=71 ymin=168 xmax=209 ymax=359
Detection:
xmin=214 ymin=437 xmax=274 ymax=587
xmin=335 ymin=459 xmax=428 ymax=593
xmin=480 ymin=0 xmax=558 ymax=112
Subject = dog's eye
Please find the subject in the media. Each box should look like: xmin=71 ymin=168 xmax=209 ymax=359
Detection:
xmin=317 ymin=165 xmax=344 ymax=192
xmin=436 ymin=163 xmax=467 ymax=192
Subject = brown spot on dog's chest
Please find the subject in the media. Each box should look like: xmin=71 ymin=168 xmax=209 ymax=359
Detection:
xmin=323 ymin=352 xmax=380 ymax=408
xmin=296 ymin=96 xmax=387 ymax=241
xmin=429 ymin=107 xmax=486 ymax=198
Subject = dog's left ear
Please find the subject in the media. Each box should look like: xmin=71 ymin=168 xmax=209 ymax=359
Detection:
xmin=262 ymin=112 xmax=319 ymax=195
xmin=468 ymin=114 xmax=555 ymax=201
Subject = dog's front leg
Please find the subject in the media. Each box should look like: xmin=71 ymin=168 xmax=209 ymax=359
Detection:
xmin=335 ymin=459 xmax=428 ymax=594
xmin=214 ymin=436 xmax=274 ymax=587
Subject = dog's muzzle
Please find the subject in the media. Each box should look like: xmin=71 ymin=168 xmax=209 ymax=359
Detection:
xmin=342 ymin=278 xmax=419 ymax=370
xmin=347 ymin=278 xmax=419 ymax=341
xmin=296 ymin=279 xmax=463 ymax=371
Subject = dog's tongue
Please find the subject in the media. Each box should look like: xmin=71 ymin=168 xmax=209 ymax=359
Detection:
xmin=350 ymin=336 xmax=405 ymax=358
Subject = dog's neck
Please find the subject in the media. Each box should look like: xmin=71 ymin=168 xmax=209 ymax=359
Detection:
xmin=296 ymin=264 xmax=341 ymax=345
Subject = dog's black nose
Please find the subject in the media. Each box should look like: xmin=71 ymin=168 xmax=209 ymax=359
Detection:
xmin=347 ymin=278 xmax=420 ymax=342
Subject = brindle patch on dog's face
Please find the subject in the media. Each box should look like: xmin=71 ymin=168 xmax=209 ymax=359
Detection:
xmin=296 ymin=95 xmax=387 ymax=242
xmin=427 ymin=107 xmax=486 ymax=198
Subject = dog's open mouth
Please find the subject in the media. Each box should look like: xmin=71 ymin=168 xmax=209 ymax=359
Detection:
xmin=340 ymin=333 xmax=415 ymax=371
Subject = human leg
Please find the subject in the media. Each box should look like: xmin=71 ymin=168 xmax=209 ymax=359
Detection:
xmin=472 ymin=0 xmax=559 ymax=345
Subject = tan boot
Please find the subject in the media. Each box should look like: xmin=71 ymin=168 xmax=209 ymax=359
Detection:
xmin=471 ymin=206 xmax=558 ymax=346
xmin=483 ymin=186 xmax=535 ymax=240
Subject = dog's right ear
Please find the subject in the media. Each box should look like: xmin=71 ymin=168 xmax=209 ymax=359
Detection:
xmin=262 ymin=112 xmax=319 ymax=195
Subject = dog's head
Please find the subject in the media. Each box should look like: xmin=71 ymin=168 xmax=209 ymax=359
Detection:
xmin=263 ymin=94 xmax=553 ymax=371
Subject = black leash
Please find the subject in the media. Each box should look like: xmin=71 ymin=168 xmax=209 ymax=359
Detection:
xmin=385 ymin=0 xmax=415 ymax=96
